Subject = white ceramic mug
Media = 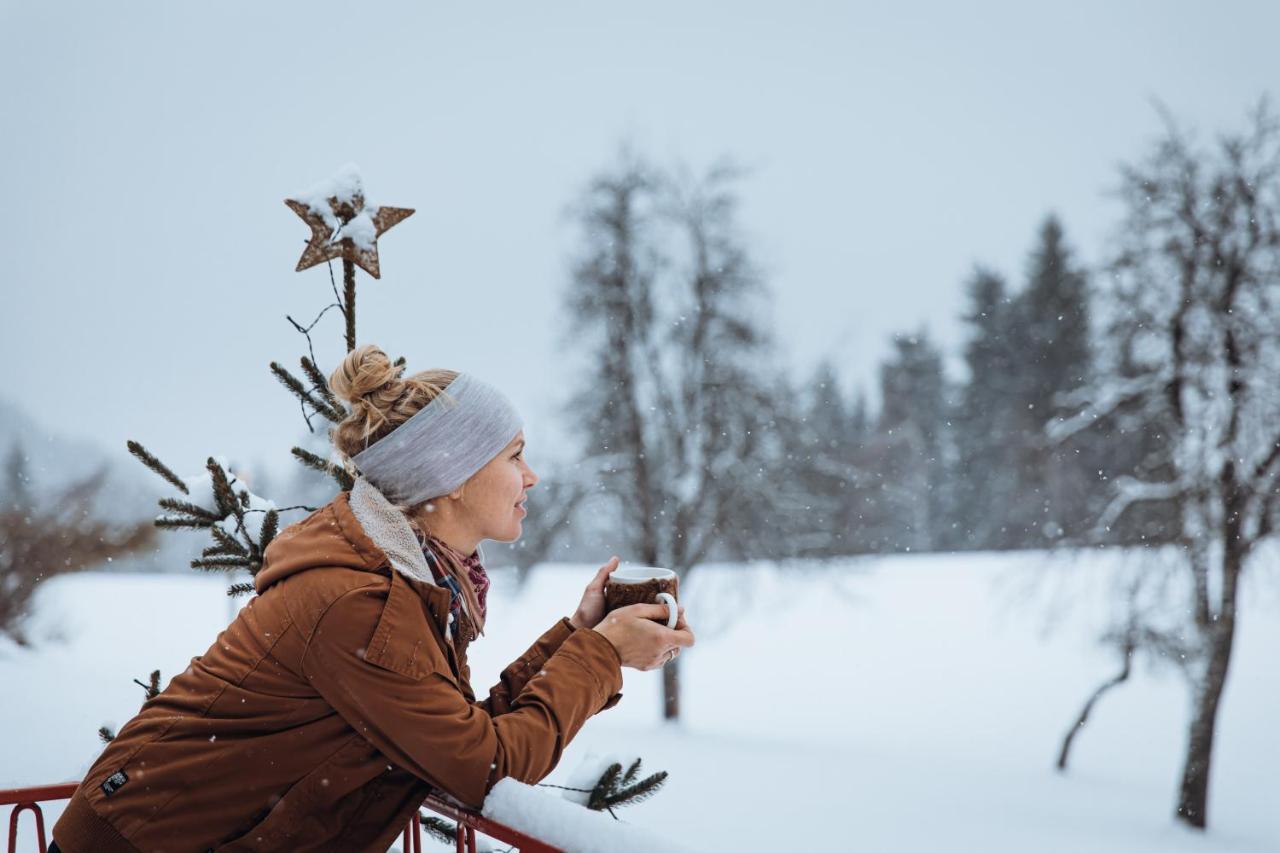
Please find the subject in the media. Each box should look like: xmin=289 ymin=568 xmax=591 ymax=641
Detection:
xmin=607 ymin=566 xmax=679 ymax=629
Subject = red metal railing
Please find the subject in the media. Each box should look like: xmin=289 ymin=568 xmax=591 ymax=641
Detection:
xmin=1 ymin=783 xmax=562 ymax=853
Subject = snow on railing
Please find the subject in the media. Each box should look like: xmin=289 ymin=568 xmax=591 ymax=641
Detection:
xmin=482 ymin=778 xmax=695 ymax=853
xmin=0 ymin=782 xmax=564 ymax=853
xmin=2 ymin=780 xmax=694 ymax=853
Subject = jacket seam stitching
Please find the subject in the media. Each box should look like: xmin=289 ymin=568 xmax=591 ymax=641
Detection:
xmin=299 ymin=580 xmax=392 ymax=678
xmin=552 ymin=651 xmax=606 ymax=697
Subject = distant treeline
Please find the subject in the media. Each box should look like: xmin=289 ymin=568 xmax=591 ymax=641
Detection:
xmin=771 ymin=213 xmax=1176 ymax=557
xmin=504 ymin=202 xmax=1182 ymax=568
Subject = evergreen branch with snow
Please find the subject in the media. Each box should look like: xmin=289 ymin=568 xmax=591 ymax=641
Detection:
xmin=259 ymin=507 xmax=280 ymax=551
xmin=126 ymin=440 xmax=190 ymax=494
xmin=207 ymin=457 xmax=242 ymax=520
xmin=226 ymin=582 xmax=255 ymax=597
xmin=206 ymin=459 xmax=264 ymax=570
xmin=210 ymin=525 xmax=250 ymax=556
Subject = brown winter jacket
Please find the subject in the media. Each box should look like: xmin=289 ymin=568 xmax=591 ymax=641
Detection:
xmin=52 ymin=491 xmax=624 ymax=852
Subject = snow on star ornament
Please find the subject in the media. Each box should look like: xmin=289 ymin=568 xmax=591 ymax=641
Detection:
xmin=285 ymin=164 xmax=413 ymax=279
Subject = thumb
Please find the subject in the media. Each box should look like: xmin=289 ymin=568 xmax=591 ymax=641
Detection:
xmin=592 ymin=556 xmax=619 ymax=587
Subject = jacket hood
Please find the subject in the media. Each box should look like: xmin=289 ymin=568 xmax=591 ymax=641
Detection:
xmin=255 ymin=491 xmax=388 ymax=594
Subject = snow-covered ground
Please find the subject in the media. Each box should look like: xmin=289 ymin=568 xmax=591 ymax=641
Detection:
xmin=3 ymin=550 xmax=1278 ymax=852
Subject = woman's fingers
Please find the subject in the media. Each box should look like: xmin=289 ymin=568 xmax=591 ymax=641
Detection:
xmin=668 ymin=625 xmax=695 ymax=648
xmin=617 ymin=603 xmax=675 ymax=622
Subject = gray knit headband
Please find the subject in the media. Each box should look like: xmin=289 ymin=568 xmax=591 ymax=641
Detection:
xmin=351 ymin=372 xmax=523 ymax=506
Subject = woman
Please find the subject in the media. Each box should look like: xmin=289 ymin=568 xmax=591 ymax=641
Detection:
xmin=51 ymin=345 xmax=695 ymax=852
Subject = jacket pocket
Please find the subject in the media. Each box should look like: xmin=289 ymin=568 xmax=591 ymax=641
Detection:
xmin=212 ymin=735 xmax=385 ymax=851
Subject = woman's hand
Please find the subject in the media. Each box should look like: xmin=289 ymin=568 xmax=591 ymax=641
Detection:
xmin=591 ymin=602 xmax=694 ymax=671
xmin=568 ymin=556 xmax=619 ymax=630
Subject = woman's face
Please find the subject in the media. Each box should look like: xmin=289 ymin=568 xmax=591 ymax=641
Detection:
xmin=458 ymin=431 xmax=538 ymax=544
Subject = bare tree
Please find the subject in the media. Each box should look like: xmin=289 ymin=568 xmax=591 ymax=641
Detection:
xmin=1049 ymin=99 xmax=1280 ymax=829
xmin=0 ymin=441 xmax=155 ymax=645
xmin=561 ymin=150 xmax=782 ymax=720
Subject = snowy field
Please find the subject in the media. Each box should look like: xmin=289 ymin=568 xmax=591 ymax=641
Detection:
xmin=2 ymin=550 xmax=1279 ymax=852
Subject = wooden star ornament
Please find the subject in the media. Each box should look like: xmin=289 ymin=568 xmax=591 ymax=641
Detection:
xmin=285 ymin=183 xmax=413 ymax=279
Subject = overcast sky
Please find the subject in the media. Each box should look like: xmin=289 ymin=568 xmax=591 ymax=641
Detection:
xmin=2 ymin=1 xmax=1276 ymax=485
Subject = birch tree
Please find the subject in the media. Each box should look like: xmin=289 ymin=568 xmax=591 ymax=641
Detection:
xmin=1050 ymin=100 xmax=1280 ymax=829
xmin=562 ymin=151 xmax=781 ymax=720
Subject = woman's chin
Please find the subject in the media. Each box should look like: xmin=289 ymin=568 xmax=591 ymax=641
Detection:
xmin=490 ymin=522 xmax=522 ymax=544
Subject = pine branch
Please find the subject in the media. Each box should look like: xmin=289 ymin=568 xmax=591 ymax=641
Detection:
xmin=133 ymin=670 xmax=161 ymax=700
xmin=292 ymin=446 xmax=334 ymax=475
xmin=602 ymin=771 xmax=668 ymax=809
xmin=588 ymin=763 xmax=623 ymax=811
xmin=270 ymin=361 xmax=344 ymax=423
xmin=207 ymin=458 xmax=240 ymax=519
xmin=417 ymin=813 xmax=458 ymax=845
xmin=292 ymin=446 xmax=354 ymax=491
xmin=621 ymin=757 xmax=643 ymax=785
xmin=191 ymin=555 xmax=252 ymax=571
xmin=157 ymin=497 xmax=221 ymax=523
xmin=226 ymin=582 xmax=255 ymax=597
xmin=259 ymin=508 xmax=279 ymax=551
xmin=205 ymin=460 xmax=261 ymax=567
xmin=127 ymin=440 xmax=189 ymax=494
xmin=98 ymin=726 xmax=115 ymax=743
xmin=202 ymin=542 xmax=242 ymax=558
xmin=209 ymin=525 xmax=250 ymax=557
xmin=300 ymin=355 xmax=341 ymax=411
xmin=156 ymin=515 xmax=213 ymax=530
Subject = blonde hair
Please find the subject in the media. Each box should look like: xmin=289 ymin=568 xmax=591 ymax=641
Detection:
xmin=328 ymin=344 xmax=485 ymax=634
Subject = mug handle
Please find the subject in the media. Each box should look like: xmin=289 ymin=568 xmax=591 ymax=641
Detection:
xmin=654 ymin=592 xmax=678 ymax=629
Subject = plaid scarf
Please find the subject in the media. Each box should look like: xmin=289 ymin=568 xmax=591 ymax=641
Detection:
xmin=421 ymin=533 xmax=490 ymax=634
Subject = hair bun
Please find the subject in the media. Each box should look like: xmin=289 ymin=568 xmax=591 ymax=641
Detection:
xmin=329 ymin=344 xmax=400 ymax=407
xmin=328 ymin=353 xmax=458 ymax=467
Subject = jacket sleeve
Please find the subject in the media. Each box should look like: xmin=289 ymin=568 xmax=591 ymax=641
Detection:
xmin=301 ymin=587 xmax=624 ymax=810
xmin=478 ymin=617 xmax=623 ymax=716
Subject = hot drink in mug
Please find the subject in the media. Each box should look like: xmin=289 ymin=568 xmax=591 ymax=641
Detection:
xmin=604 ymin=566 xmax=679 ymax=629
